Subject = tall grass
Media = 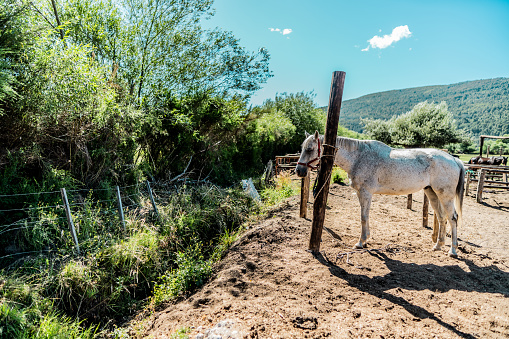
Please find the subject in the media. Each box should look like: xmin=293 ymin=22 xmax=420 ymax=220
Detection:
xmin=0 ymin=182 xmax=259 ymax=337
xmin=260 ymin=172 xmax=300 ymax=205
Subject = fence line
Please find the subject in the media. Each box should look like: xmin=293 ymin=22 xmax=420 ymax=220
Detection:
xmin=0 ymin=190 xmax=61 ymax=198
xmin=0 ymin=181 xmax=158 ymax=257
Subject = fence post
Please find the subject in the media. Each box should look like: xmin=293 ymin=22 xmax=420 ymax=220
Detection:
xmin=300 ymin=172 xmax=310 ymax=218
xmin=309 ymin=71 xmax=345 ymax=252
xmin=146 ymin=180 xmax=159 ymax=217
xmin=116 ymin=186 xmax=126 ymax=231
xmin=465 ymin=171 xmax=471 ymax=196
xmin=60 ymin=188 xmax=80 ymax=255
xmin=407 ymin=194 xmax=412 ymax=209
xmin=476 ymin=169 xmax=486 ymax=203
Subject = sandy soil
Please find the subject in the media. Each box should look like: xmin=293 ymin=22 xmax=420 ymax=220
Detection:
xmin=141 ymin=178 xmax=509 ymax=339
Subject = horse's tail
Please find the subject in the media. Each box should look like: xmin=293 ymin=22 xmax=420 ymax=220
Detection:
xmin=454 ymin=158 xmax=465 ymax=227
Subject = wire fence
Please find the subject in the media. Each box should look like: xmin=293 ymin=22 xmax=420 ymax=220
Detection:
xmin=0 ymin=181 xmax=162 ymax=260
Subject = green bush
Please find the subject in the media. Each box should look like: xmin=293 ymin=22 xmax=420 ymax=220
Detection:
xmin=152 ymin=247 xmax=212 ymax=305
xmin=331 ymin=167 xmax=349 ymax=185
xmin=260 ymin=172 xmax=300 ymax=205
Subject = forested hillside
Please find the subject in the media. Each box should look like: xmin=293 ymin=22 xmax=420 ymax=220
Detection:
xmin=337 ymin=78 xmax=509 ymax=138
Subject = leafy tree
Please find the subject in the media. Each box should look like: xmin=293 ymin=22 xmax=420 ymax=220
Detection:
xmin=60 ymin=0 xmax=272 ymax=103
xmin=362 ymin=101 xmax=467 ymax=148
xmin=260 ymin=92 xmax=325 ymax=152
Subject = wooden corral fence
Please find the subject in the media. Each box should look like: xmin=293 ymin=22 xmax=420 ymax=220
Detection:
xmin=464 ymin=163 xmax=509 ymax=203
xmin=274 ymin=153 xmax=301 ymax=175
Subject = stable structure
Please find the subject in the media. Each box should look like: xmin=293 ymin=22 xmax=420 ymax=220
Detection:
xmin=478 ymin=135 xmax=509 ymax=157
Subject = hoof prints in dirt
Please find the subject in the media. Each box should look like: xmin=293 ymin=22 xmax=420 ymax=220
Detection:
xmin=292 ymin=316 xmax=318 ymax=330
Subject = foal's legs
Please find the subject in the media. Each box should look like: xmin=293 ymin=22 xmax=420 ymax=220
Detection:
xmin=423 ymin=188 xmax=448 ymax=251
xmin=354 ymin=189 xmax=372 ymax=249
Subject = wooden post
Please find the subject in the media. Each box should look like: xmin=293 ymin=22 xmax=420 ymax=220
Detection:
xmin=407 ymin=194 xmax=412 ymax=209
xmin=60 ymin=188 xmax=80 ymax=254
xmin=479 ymin=136 xmax=485 ymax=157
xmin=476 ymin=169 xmax=486 ymax=203
xmin=300 ymin=172 xmax=310 ymax=218
xmin=465 ymin=171 xmax=471 ymax=196
xmin=116 ymin=186 xmax=126 ymax=231
xmin=309 ymin=71 xmax=345 ymax=252
xmin=146 ymin=180 xmax=159 ymax=217
xmin=422 ymin=192 xmax=429 ymax=228
xmin=486 ymin=145 xmax=490 ymax=158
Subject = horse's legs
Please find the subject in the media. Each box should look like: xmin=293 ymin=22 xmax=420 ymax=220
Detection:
xmin=354 ymin=189 xmax=372 ymax=249
xmin=423 ymin=188 xmax=448 ymax=251
xmin=439 ymin=199 xmax=459 ymax=257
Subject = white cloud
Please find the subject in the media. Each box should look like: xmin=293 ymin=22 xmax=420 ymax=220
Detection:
xmin=269 ymin=27 xmax=293 ymax=36
xmin=362 ymin=25 xmax=412 ymax=51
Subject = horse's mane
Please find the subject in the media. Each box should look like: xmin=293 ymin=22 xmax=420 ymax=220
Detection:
xmin=336 ymin=137 xmax=363 ymax=153
xmin=335 ymin=136 xmax=392 ymax=154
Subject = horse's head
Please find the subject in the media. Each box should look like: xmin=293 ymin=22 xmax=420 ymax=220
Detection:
xmin=295 ymin=131 xmax=322 ymax=177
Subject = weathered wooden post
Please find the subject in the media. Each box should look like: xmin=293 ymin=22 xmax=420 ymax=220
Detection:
xmin=407 ymin=194 xmax=412 ymax=209
xmin=465 ymin=171 xmax=471 ymax=196
xmin=476 ymin=169 xmax=486 ymax=203
xmin=486 ymin=145 xmax=490 ymax=158
xmin=309 ymin=71 xmax=345 ymax=252
xmin=422 ymin=192 xmax=429 ymax=227
xmin=300 ymin=172 xmax=310 ymax=218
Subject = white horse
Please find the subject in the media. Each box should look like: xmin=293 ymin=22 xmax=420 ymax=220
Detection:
xmin=295 ymin=131 xmax=465 ymax=257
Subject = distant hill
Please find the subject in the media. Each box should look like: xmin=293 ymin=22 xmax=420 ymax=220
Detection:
xmin=333 ymin=78 xmax=509 ymax=138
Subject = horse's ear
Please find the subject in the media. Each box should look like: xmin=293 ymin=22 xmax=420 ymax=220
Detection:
xmin=305 ymin=131 xmax=310 ymax=138
xmin=314 ymin=130 xmax=319 ymax=140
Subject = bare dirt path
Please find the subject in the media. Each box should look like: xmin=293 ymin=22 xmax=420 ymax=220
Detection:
xmin=142 ymin=179 xmax=509 ymax=339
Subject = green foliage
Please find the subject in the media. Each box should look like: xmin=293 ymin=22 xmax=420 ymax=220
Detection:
xmin=338 ymin=78 xmax=509 ymax=139
xmin=362 ymin=101 xmax=467 ymax=148
xmin=141 ymin=94 xmax=247 ymax=182
xmin=260 ymin=173 xmax=300 ymax=205
xmin=331 ymin=167 xmax=349 ymax=185
xmin=61 ymin=0 xmax=271 ymax=102
xmin=152 ymin=248 xmax=212 ymax=305
xmin=0 ymin=275 xmax=97 ymax=339
xmin=482 ymin=135 xmax=509 ymax=155
xmin=0 ymin=184 xmax=257 ymax=330
xmin=261 ymin=92 xmax=325 ymax=151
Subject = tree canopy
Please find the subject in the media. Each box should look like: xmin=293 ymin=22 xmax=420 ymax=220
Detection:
xmin=362 ymin=101 xmax=467 ymax=148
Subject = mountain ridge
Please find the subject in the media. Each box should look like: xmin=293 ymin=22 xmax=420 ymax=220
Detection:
xmin=332 ymin=77 xmax=509 ymax=138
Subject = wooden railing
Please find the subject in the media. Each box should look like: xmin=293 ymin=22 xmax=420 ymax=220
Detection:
xmin=464 ymin=163 xmax=509 ymax=203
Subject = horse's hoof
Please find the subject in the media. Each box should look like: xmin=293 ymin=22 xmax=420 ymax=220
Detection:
xmin=354 ymin=242 xmax=363 ymax=249
xmin=448 ymin=249 xmax=458 ymax=258
xmin=433 ymin=245 xmax=441 ymax=251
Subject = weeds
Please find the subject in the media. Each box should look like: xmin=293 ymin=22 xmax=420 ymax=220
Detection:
xmin=0 ymin=178 xmax=296 ymax=337
xmin=260 ymin=172 xmax=300 ymax=205
xmin=331 ymin=166 xmax=349 ymax=185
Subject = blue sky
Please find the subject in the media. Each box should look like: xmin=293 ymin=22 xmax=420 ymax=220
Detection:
xmin=205 ymin=0 xmax=509 ymax=107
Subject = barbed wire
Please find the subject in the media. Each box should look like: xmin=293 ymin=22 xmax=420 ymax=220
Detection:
xmin=0 ymin=190 xmax=61 ymax=199
xmin=0 ymin=204 xmax=64 ymax=213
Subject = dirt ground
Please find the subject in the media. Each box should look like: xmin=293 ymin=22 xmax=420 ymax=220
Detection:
xmin=142 ymin=177 xmax=509 ymax=339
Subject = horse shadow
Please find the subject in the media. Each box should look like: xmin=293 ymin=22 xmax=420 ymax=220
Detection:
xmin=313 ymin=251 xmax=509 ymax=339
